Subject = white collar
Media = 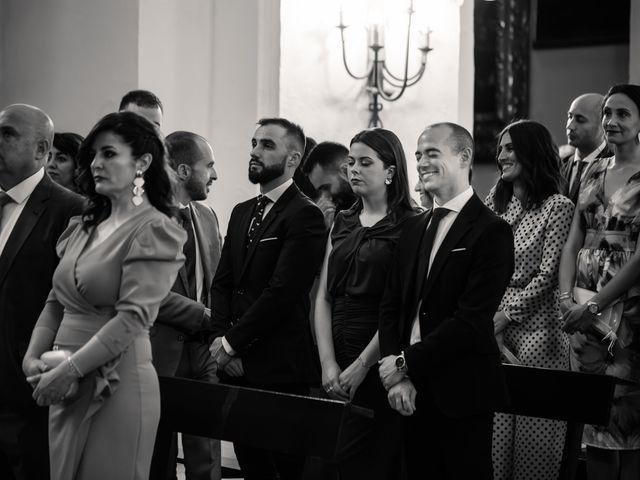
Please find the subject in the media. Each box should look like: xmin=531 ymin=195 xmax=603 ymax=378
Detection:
xmin=433 ymin=186 xmax=474 ymax=213
xmin=3 ymin=168 xmax=45 ymax=205
xmin=262 ymin=178 xmax=293 ymax=204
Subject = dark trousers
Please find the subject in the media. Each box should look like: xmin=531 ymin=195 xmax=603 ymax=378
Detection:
xmin=222 ymin=377 xmax=309 ymax=480
xmin=168 ymin=340 xmax=222 ymax=480
xmin=0 ymin=405 xmax=50 ymax=480
xmin=406 ymin=390 xmax=494 ymax=480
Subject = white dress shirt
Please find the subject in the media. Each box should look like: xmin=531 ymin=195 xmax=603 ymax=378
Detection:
xmin=409 ymin=186 xmax=474 ymax=346
xmin=0 ymin=168 xmax=45 ymax=256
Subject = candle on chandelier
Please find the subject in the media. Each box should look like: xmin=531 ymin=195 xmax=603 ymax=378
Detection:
xmin=368 ymin=24 xmax=385 ymax=47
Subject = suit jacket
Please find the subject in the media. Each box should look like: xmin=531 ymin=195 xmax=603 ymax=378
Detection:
xmin=151 ymin=202 xmax=222 ymax=376
xmin=0 ymin=175 xmax=84 ymax=412
xmin=211 ymin=183 xmax=326 ymax=386
xmin=379 ymin=193 xmax=514 ymax=418
xmin=561 ymin=145 xmax=612 ymax=204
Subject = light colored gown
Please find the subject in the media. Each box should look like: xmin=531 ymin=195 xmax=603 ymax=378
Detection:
xmin=35 ymin=206 xmax=185 ymax=480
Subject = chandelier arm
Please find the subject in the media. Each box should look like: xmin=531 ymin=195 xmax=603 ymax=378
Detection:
xmin=340 ymin=27 xmax=372 ymax=80
xmin=377 ymin=6 xmax=414 ymax=102
xmin=382 ymin=60 xmax=426 ymax=86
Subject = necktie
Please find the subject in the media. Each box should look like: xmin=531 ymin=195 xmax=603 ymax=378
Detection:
xmin=421 ymin=207 xmax=451 ymax=278
xmin=246 ymin=195 xmax=271 ymax=247
xmin=0 ymin=192 xmax=15 ymax=233
xmin=179 ymin=206 xmax=198 ymax=300
xmin=569 ymin=160 xmax=587 ymax=202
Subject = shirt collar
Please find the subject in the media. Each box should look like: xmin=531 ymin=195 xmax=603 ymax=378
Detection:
xmin=262 ymin=178 xmax=293 ymax=204
xmin=433 ymin=186 xmax=474 ymax=214
xmin=575 ymin=141 xmax=606 ymax=163
xmin=3 ymin=168 xmax=45 ymax=205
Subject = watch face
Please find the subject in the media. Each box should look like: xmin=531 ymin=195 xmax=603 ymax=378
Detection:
xmin=395 ymin=355 xmax=405 ymax=369
xmin=588 ymin=303 xmax=598 ymax=314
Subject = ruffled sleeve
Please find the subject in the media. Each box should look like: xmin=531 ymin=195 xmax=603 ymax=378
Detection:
xmin=72 ymin=215 xmax=186 ymax=372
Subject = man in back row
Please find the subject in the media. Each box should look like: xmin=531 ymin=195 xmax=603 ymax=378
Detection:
xmin=119 ymin=89 xmax=164 ymax=129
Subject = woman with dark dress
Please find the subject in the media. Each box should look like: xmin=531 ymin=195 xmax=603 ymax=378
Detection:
xmin=314 ymin=128 xmax=416 ymax=479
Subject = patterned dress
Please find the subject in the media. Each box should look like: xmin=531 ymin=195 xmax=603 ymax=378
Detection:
xmin=571 ymin=156 xmax=640 ymax=450
xmin=485 ymin=190 xmax=574 ymax=480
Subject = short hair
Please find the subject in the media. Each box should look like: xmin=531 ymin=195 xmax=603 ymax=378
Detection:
xmin=603 ymin=84 xmax=640 ymax=115
xmin=302 ymin=141 xmax=349 ymax=175
xmin=257 ymin=117 xmax=306 ymax=155
xmin=349 ymin=128 xmax=414 ymax=213
xmin=119 ymin=89 xmax=164 ymax=112
xmin=427 ymin=122 xmax=474 ymax=157
xmin=165 ymin=131 xmax=208 ymax=170
xmin=491 ymin=119 xmax=565 ymax=214
xmin=76 ymin=111 xmax=174 ymax=227
xmin=53 ymin=132 xmax=84 ymax=167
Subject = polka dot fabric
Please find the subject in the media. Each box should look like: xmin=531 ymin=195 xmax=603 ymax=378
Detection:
xmin=485 ymin=190 xmax=574 ymax=480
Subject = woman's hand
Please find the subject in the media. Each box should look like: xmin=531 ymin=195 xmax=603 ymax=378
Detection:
xmin=562 ymin=303 xmax=597 ymax=334
xmin=559 ymin=298 xmax=576 ymax=315
xmin=30 ymin=362 xmax=80 ymax=406
xmin=321 ymin=361 xmax=349 ymax=401
xmin=22 ymin=356 xmax=48 ymax=387
xmin=338 ymin=358 xmax=369 ymax=401
xmin=493 ymin=311 xmax=509 ymax=335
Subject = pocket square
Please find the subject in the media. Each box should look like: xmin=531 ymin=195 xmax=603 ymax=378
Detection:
xmin=259 ymin=237 xmax=279 ymax=243
xmin=451 ymin=247 xmax=467 ymax=252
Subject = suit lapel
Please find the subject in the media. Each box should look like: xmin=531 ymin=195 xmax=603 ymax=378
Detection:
xmin=420 ymin=194 xmax=482 ymax=298
xmin=239 ymin=184 xmax=297 ymax=280
xmin=412 ymin=212 xmax=432 ymax=305
xmin=0 ymin=176 xmax=52 ymax=288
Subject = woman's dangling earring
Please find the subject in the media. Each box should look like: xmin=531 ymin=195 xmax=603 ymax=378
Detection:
xmin=385 ymin=178 xmax=392 ymax=185
xmin=132 ymin=170 xmax=145 ymax=206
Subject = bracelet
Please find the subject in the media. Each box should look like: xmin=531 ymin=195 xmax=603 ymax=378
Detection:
xmin=559 ymin=291 xmax=573 ymax=301
xmin=357 ymin=356 xmax=371 ymax=369
xmin=66 ymin=356 xmax=84 ymax=378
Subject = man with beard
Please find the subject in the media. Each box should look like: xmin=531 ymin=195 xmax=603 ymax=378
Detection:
xmin=302 ymin=141 xmax=356 ymax=227
xmin=151 ymin=131 xmax=222 ymax=480
xmin=209 ymin=118 xmax=326 ymax=480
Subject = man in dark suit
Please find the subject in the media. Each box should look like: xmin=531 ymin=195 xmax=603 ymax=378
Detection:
xmin=0 ymin=104 xmax=84 ymax=480
xmin=378 ymin=123 xmax=514 ymax=480
xmin=209 ymin=117 xmax=326 ymax=480
xmin=562 ymin=93 xmax=609 ymax=204
xmin=151 ymin=131 xmax=222 ymax=480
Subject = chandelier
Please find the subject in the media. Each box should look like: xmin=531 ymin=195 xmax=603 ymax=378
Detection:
xmin=338 ymin=0 xmax=433 ymax=127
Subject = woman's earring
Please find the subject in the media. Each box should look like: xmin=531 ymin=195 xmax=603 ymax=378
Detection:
xmin=132 ymin=170 xmax=145 ymax=206
xmin=385 ymin=178 xmax=392 ymax=185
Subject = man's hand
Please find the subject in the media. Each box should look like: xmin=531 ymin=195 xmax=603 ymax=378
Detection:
xmin=562 ymin=303 xmax=597 ymax=334
xmin=378 ymin=355 xmax=405 ymax=391
xmin=223 ymin=358 xmax=244 ymax=377
xmin=209 ymin=336 xmax=231 ymax=367
xmin=388 ymin=378 xmax=417 ymax=416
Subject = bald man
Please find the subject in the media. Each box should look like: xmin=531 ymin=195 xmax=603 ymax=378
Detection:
xmin=0 ymin=104 xmax=83 ymax=479
xmin=563 ymin=93 xmax=609 ymax=203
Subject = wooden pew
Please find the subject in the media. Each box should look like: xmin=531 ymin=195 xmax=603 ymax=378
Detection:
xmin=152 ymin=366 xmax=616 ymax=480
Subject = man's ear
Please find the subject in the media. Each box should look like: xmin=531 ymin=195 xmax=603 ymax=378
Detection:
xmin=175 ymin=163 xmax=191 ymax=180
xmin=135 ymin=153 xmax=153 ymax=173
xmin=35 ymin=138 xmax=50 ymax=162
xmin=288 ymin=151 xmax=302 ymax=169
xmin=459 ymin=147 xmax=473 ymax=167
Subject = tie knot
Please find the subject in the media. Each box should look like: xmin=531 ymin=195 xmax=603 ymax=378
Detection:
xmin=257 ymin=194 xmax=270 ymax=206
xmin=431 ymin=207 xmax=450 ymax=222
xmin=0 ymin=191 xmax=14 ymax=208
xmin=179 ymin=206 xmax=192 ymax=225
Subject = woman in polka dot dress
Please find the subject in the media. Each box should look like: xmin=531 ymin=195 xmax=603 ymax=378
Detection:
xmin=560 ymin=84 xmax=640 ymax=480
xmin=485 ymin=119 xmax=574 ymax=480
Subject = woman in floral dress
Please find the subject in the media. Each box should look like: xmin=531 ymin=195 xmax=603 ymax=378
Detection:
xmin=560 ymin=84 xmax=640 ymax=480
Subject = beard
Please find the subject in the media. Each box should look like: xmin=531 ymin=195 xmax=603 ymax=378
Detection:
xmin=184 ymin=175 xmax=208 ymax=201
xmin=333 ymin=177 xmax=357 ymax=211
xmin=248 ymin=159 xmax=286 ymax=185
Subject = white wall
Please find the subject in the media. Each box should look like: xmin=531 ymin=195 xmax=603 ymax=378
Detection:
xmin=529 ymin=44 xmax=629 ymax=146
xmin=280 ymin=0 xmax=474 ymax=197
xmin=0 ymin=0 xmax=139 ymax=134
xmin=631 ymin=0 xmax=640 ymax=83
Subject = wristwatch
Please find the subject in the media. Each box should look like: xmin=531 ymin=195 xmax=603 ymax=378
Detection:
xmin=587 ymin=301 xmax=600 ymax=315
xmin=395 ymin=351 xmax=408 ymax=373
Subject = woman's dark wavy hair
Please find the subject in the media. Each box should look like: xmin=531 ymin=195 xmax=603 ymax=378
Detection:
xmin=349 ymin=128 xmax=413 ymax=213
xmin=603 ymin=84 xmax=640 ymax=116
xmin=492 ymin=119 xmax=565 ymax=214
xmin=76 ymin=111 xmax=176 ymax=228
